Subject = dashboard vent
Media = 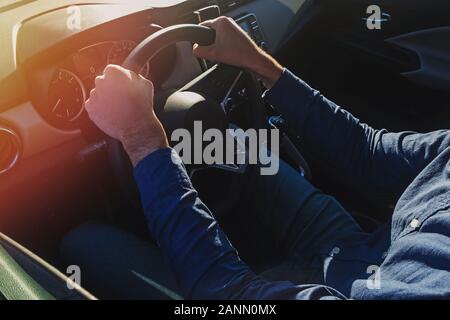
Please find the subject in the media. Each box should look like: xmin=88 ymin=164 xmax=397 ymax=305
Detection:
xmin=0 ymin=127 xmax=21 ymax=175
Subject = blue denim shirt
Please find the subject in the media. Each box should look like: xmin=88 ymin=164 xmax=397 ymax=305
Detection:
xmin=134 ymin=69 xmax=450 ymax=299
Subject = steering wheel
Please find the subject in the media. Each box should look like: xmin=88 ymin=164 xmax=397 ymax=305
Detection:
xmin=106 ymin=24 xmax=273 ymax=216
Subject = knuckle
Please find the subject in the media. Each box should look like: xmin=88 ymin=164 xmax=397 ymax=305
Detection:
xmin=202 ymin=18 xmax=214 ymax=26
xmin=104 ymin=64 xmax=120 ymax=76
xmin=104 ymin=64 xmax=114 ymax=72
xmin=129 ymin=69 xmax=139 ymax=80
xmin=217 ymin=16 xmax=227 ymax=25
xmin=139 ymin=79 xmax=153 ymax=92
xmin=94 ymin=75 xmax=104 ymax=85
xmin=224 ymin=16 xmax=233 ymax=25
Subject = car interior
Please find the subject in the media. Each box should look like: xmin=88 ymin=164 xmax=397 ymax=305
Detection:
xmin=0 ymin=0 xmax=449 ymax=300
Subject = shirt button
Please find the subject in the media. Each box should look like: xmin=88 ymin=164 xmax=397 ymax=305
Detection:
xmin=410 ymin=218 xmax=420 ymax=229
xmin=330 ymin=247 xmax=341 ymax=256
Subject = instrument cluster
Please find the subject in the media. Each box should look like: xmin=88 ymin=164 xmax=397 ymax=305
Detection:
xmin=48 ymin=40 xmax=150 ymax=124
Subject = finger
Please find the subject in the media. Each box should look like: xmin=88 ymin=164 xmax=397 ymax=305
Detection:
xmin=199 ymin=18 xmax=219 ymax=28
xmin=85 ymin=88 xmax=98 ymax=109
xmin=139 ymin=74 xmax=154 ymax=92
xmin=103 ymin=64 xmax=120 ymax=74
xmin=193 ymin=45 xmax=215 ymax=60
xmin=139 ymin=74 xmax=152 ymax=84
xmin=192 ymin=44 xmax=205 ymax=58
xmin=103 ymin=64 xmax=130 ymax=78
xmin=94 ymin=75 xmax=105 ymax=88
xmin=193 ymin=38 xmax=214 ymax=52
xmin=89 ymin=88 xmax=97 ymax=98
xmin=85 ymin=106 xmax=97 ymax=122
xmin=84 ymin=98 xmax=92 ymax=112
xmin=105 ymin=64 xmax=141 ymax=84
xmin=128 ymin=69 xmax=140 ymax=80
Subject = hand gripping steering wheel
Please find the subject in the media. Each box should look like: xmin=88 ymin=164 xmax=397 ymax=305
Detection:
xmin=107 ymin=24 xmax=277 ymax=216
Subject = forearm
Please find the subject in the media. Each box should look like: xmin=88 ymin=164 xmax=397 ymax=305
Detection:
xmin=134 ymin=148 xmax=250 ymax=297
xmin=120 ymin=114 xmax=169 ymax=167
xmin=133 ymin=148 xmax=344 ymax=299
xmin=247 ymin=48 xmax=284 ymax=89
xmin=260 ymin=68 xmax=387 ymax=197
xmin=261 ymin=67 xmax=450 ymax=202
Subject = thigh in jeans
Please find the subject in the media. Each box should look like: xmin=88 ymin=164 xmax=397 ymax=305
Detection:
xmin=221 ymin=159 xmax=364 ymax=281
xmin=60 ymin=223 xmax=182 ymax=300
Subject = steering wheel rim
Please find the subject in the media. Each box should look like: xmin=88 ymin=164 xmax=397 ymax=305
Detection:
xmin=123 ymin=24 xmax=216 ymax=73
xmin=107 ymin=24 xmax=267 ymax=216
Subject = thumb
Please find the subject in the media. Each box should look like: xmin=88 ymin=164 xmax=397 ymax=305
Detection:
xmin=193 ymin=43 xmax=214 ymax=59
xmin=199 ymin=19 xmax=217 ymax=28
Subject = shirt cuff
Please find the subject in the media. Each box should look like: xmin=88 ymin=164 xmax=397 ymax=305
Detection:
xmin=262 ymin=68 xmax=315 ymax=111
xmin=133 ymin=147 xmax=193 ymax=210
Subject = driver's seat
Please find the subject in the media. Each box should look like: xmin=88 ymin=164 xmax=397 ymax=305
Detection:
xmin=0 ymin=232 xmax=95 ymax=300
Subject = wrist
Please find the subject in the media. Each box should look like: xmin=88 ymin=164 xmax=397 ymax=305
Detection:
xmin=121 ymin=124 xmax=169 ymax=167
xmin=247 ymin=49 xmax=283 ymax=89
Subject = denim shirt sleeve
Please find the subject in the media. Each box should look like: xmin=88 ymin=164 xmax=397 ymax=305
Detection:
xmin=134 ymin=148 xmax=345 ymax=300
xmin=264 ymin=69 xmax=450 ymax=204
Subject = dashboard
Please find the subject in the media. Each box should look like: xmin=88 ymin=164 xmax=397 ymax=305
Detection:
xmin=33 ymin=12 xmax=271 ymax=130
xmin=49 ymin=40 xmax=149 ymax=123
xmin=31 ymin=24 xmax=176 ymax=130
xmin=0 ymin=0 xmax=304 ymax=177
xmin=0 ymin=0 xmax=305 ymax=247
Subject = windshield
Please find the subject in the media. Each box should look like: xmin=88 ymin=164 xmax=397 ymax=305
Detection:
xmin=0 ymin=0 xmax=186 ymax=12
xmin=0 ymin=0 xmax=37 ymax=11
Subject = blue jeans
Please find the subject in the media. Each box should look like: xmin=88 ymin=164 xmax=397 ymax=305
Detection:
xmin=60 ymin=159 xmax=363 ymax=299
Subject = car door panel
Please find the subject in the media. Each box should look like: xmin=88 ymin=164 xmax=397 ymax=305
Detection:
xmin=275 ymin=0 xmax=450 ymax=216
xmin=387 ymin=27 xmax=450 ymax=91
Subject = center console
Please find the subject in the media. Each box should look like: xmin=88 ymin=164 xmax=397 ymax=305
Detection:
xmin=193 ymin=4 xmax=267 ymax=50
xmin=236 ymin=13 xmax=267 ymax=50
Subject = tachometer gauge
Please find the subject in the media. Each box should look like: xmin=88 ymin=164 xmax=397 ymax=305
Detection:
xmin=107 ymin=40 xmax=150 ymax=77
xmin=48 ymin=69 xmax=86 ymax=122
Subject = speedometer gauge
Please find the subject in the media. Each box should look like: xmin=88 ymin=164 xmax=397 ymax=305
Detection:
xmin=107 ymin=40 xmax=150 ymax=77
xmin=48 ymin=69 xmax=86 ymax=122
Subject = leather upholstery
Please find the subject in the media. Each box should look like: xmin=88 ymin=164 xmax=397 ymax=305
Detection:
xmin=0 ymin=233 xmax=95 ymax=300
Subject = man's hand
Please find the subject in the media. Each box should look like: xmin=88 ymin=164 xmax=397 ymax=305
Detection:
xmin=85 ymin=65 xmax=169 ymax=167
xmin=193 ymin=16 xmax=283 ymax=88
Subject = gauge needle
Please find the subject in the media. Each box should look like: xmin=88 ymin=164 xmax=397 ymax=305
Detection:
xmin=52 ymin=98 xmax=62 ymax=113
